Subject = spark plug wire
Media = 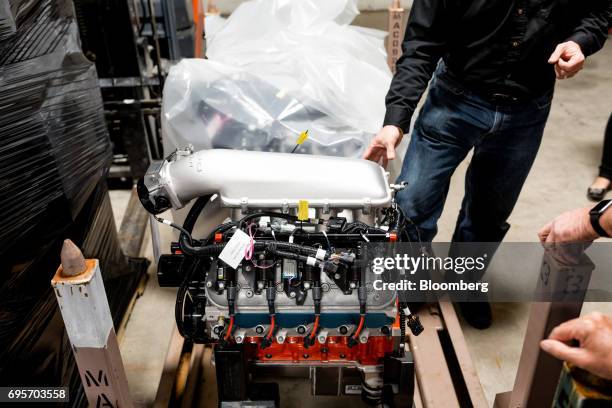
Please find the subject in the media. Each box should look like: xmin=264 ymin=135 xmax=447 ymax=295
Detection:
xmin=310 ymin=315 xmax=320 ymax=339
xmin=267 ymin=315 xmax=276 ymax=340
xmin=224 ymin=316 xmax=234 ymax=341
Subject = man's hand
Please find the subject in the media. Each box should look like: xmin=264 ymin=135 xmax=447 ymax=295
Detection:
xmin=363 ymin=125 xmax=403 ymax=168
xmin=538 ymin=206 xmax=598 ymax=244
xmin=540 ymin=312 xmax=612 ymax=380
xmin=548 ymin=41 xmax=585 ymax=80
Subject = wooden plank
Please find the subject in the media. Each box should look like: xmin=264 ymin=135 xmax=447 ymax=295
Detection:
xmin=199 ymin=346 xmax=217 ymax=408
xmin=438 ymin=301 xmax=488 ymax=407
xmin=116 ymin=272 xmax=149 ymax=345
xmin=154 ymin=326 xmax=185 ymax=408
xmin=118 ymin=186 xmax=149 ymax=258
xmin=413 ymin=376 xmax=424 ymax=408
xmin=409 ymin=305 xmax=460 ymax=408
xmin=181 ymin=344 xmax=205 ymax=408
xmin=115 ymin=186 xmax=151 ymax=344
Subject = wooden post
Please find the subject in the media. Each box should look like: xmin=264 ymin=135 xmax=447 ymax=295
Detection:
xmin=52 ymin=240 xmax=133 ymax=408
xmin=387 ymin=0 xmax=407 ymax=73
xmin=494 ymin=249 xmax=594 ymax=408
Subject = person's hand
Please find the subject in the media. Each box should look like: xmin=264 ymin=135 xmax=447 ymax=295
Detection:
xmin=540 ymin=312 xmax=612 ymax=380
xmin=548 ymin=41 xmax=585 ymax=80
xmin=538 ymin=206 xmax=598 ymax=244
xmin=363 ymin=125 xmax=403 ymax=168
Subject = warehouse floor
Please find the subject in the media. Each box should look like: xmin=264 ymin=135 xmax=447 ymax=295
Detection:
xmin=109 ymin=34 xmax=612 ymax=408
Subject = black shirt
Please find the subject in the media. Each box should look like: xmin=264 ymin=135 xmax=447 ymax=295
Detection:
xmin=384 ymin=0 xmax=611 ymax=133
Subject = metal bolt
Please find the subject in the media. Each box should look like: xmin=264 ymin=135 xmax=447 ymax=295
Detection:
xmin=334 ymin=273 xmax=341 ymax=280
xmin=360 ymin=336 xmax=368 ymax=343
xmin=303 ymin=282 xmax=311 ymax=289
xmin=206 ymin=281 xmax=213 ymax=288
xmin=339 ymin=325 xmax=348 ymax=335
xmin=318 ymin=336 xmax=326 ymax=343
xmin=277 ymin=336 xmax=284 ymax=343
xmin=235 ymin=336 xmax=243 ymax=343
xmin=265 ymin=354 xmax=272 ymax=359
xmin=255 ymin=325 xmax=265 ymax=334
xmin=349 ymin=282 xmax=357 ymax=289
xmin=289 ymin=291 xmax=296 ymax=298
xmin=339 ymin=353 xmax=346 ymax=359
xmin=218 ymin=282 xmax=225 ymax=290
xmin=257 ymin=282 xmax=265 ymax=290
xmin=297 ymin=325 xmax=306 ymax=335
xmin=302 ymin=354 xmax=309 ymax=359
xmin=245 ymin=290 xmax=253 ymax=298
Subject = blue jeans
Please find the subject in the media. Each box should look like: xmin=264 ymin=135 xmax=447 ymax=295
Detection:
xmin=396 ymin=72 xmax=553 ymax=243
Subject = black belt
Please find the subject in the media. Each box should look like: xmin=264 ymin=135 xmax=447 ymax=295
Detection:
xmin=488 ymin=92 xmax=522 ymax=105
xmin=437 ymin=72 xmax=539 ymax=106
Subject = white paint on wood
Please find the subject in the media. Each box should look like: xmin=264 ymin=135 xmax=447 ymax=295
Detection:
xmin=52 ymin=260 xmax=114 ymax=348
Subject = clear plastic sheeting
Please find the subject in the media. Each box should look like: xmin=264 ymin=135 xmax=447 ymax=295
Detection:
xmin=163 ymin=0 xmax=391 ymax=157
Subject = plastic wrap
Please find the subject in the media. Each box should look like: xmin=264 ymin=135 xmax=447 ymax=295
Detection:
xmin=0 ymin=1 xmax=15 ymax=41
xmin=0 ymin=0 xmax=146 ymax=405
xmin=163 ymin=0 xmax=391 ymax=157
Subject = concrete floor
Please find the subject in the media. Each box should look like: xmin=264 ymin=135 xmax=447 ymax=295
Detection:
xmin=109 ymin=25 xmax=612 ymax=408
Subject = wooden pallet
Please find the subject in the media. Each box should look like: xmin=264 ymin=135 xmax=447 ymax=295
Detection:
xmin=153 ymin=303 xmax=488 ymax=407
xmin=115 ymin=186 xmax=151 ymax=344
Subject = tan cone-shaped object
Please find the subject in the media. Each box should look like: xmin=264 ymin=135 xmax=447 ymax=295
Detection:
xmin=60 ymin=239 xmax=87 ymax=277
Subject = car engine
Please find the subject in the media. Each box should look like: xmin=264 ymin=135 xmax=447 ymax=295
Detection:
xmin=138 ymin=147 xmax=423 ymax=405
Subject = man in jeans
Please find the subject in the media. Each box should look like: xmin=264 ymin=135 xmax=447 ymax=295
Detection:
xmin=363 ymin=0 xmax=610 ymax=328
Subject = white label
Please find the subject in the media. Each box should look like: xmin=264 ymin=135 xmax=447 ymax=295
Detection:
xmin=282 ymin=259 xmax=297 ymax=279
xmin=219 ymin=229 xmax=251 ymax=269
xmin=345 ymin=384 xmax=362 ymax=395
xmin=315 ymin=248 xmax=326 ymax=261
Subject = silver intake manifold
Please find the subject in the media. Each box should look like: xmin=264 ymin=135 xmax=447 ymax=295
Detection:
xmin=138 ymin=147 xmax=393 ymax=215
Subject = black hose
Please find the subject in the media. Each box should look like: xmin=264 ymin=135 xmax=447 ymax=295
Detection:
xmin=175 ymin=196 xmax=212 ymax=340
xmin=175 ymin=259 xmax=200 ymax=340
xmin=181 ymin=236 xmax=324 ymax=259
xmin=182 ymin=195 xmax=213 ymax=235
xmin=398 ymin=306 xmax=406 ymax=357
xmin=237 ymin=211 xmax=298 ymax=229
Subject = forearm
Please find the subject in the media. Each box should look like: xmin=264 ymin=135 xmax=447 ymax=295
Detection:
xmin=384 ymin=55 xmax=440 ymax=133
xmin=384 ymin=0 xmax=449 ymax=133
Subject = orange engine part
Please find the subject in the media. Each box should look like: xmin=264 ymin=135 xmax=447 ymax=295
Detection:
xmin=245 ymin=335 xmax=395 ymax=366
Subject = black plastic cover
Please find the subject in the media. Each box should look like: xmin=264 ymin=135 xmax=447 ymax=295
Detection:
xmin=0 ymin=1 xmax=146 ymax=406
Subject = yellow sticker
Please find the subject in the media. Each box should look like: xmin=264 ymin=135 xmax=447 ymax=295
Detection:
xmin=296 ymin=130 xmax=309 ymax=145
xmin=297 ymin=200 xmax=309 ymax=221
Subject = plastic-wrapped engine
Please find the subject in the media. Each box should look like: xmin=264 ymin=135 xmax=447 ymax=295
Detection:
xmin=138 ymin=147 xmax=422 ymax=403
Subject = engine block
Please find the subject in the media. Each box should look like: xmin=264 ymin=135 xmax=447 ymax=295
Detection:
xmin=138 ymin=147 xmax=422 ymax=404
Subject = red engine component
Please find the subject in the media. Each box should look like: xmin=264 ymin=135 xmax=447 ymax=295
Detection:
xmin=245 ymin=335 xmax=395 ymax=365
